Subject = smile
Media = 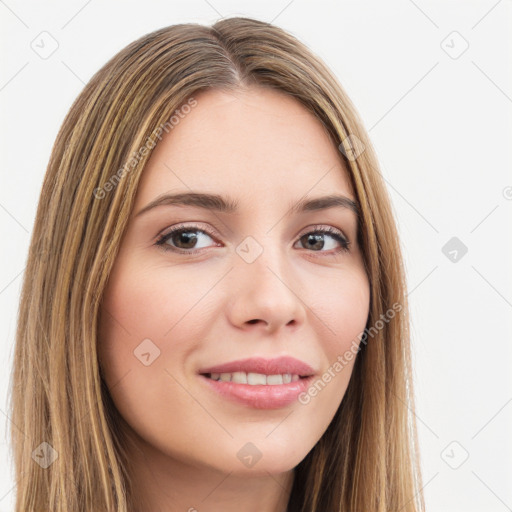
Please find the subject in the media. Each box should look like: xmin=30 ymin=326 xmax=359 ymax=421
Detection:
xmin=204 ymin=371 xmax=303 ymax=385
xmin=199 ymin=373 xmax=314 ymax=409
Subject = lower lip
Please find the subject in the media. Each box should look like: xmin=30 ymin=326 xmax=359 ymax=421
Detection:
xmin=199 ymin=374 xmax=314 ymax=409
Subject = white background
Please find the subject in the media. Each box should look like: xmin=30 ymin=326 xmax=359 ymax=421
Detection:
xmin=1 ymin=1 xmax=511 ymax=511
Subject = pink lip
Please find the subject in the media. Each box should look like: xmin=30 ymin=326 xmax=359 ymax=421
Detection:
xmin=197 ymin=356 xmax=315 ymax=376
xmin=199 ymin=374 xmax=315 ymax=409
xmin=197 ymin=356 xmax=316 ymax=409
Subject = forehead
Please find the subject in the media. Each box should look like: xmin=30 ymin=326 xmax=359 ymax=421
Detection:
xmin=133 ymin=86 xmax=354 ymax=209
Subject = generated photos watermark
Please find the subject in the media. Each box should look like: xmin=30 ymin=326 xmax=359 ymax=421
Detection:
xmin=298 ymin=302 xmax=403 ymax=405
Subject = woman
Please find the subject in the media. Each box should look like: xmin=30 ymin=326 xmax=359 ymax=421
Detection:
xmin=10 ymin=16 xmax=425 ymax=512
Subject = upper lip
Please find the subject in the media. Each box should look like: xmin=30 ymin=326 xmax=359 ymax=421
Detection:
xmin=198 ymin=356 xmax=315 ymax=377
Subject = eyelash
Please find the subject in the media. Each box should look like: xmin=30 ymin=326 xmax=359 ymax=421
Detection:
xmin=155 ymin=223 xmax=351 ymax=256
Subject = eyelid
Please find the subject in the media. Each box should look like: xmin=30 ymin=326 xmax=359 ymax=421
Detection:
xmin=155 ymin=221 xmax=218 ymax=242
xmin=296 ymin=223 xmax=348 ymax=241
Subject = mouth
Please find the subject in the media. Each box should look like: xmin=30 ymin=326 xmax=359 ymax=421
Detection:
xmin=196 ymin=356 xmax=316 ymax=408
xmin=198 ymin=371 xmax=315 ymax=409
xmin=200 ymin=371 xmax=310 ymax=385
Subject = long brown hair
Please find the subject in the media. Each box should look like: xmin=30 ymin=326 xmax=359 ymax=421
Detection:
xmin=10 ymin=17 xmax=425 ymax=511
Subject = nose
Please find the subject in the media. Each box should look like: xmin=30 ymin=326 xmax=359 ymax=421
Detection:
xmin=225 ymin=243 xmax=307 ymax=334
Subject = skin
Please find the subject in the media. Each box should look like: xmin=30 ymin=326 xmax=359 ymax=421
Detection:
xmin=98 ymin=86 xmax=370 ymax=512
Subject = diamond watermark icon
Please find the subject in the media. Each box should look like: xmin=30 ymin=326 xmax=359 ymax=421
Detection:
xmin=441 ymin=440 xmax=469 ymax=469
xmin=32 ymin=441 xmax=58 ymax=469
xmin=440 ymin=31 xmax=469 ymax=60
xmin=338 ymin=134 xmax=365 ymax=161
xmin=442 ymin=236 xmax=468 ymax=263
xmin=237 ymin=442 xmax=262 ymax=468
xmin=134 ymin=338 xmax=161 ymax=366
xmin=236 ymin=236 xmax=263 ymax=264
xmin=30 ymin=31 xmax=59 ymax=60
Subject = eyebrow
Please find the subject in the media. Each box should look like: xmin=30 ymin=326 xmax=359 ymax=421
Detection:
xmin=135 ymin=192 xmax=360 ymax=219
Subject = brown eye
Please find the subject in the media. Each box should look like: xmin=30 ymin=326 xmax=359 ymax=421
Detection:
xmin=155 ymin=225 xmax=218 ymax=253
xmin=154 ymin=224 xmax=350 ymax=256
xmin=167 ymin=230 xmax=200 ymax=249
xmin=295 ymin=227 xmax=350 ymax=253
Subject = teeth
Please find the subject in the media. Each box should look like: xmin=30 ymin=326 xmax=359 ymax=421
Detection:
xmin=232 ymin=371 xmax=247 ymax=384
xmin=207 ymin=371 xmax=302 ymax=385
xmin=247 ymin=372 xmax=266 ymax=385
xmin=266 ymin=374 xmax=283 ymax=385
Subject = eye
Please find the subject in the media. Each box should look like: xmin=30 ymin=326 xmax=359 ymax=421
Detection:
xmin=294 ymin=225 xmax=350 ymax=254
xmin=154 ymin=223 xmax=351 ymax=255
xmin=155 ymin=224 xmax=219 ymax=254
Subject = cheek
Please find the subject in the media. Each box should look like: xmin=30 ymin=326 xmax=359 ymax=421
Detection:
xmin=97 ymin=258 xmax=221 ymax=398
xmin=313 ymin=269 xmax=368 ymax=386
xmin=98 ymin=259 xmax=223 ymax=376
xmin=313 ymin=265 xmax=370 ymax=351
xmin=292 ymin=265 xmax=369 ymax=426
xmin=100 ymin=264 xmax=209 ymax=341
xmin=97 ymin=265 xmax=213 ymax=455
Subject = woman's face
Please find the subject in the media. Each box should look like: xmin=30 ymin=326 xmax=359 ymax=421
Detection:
xmin=98 ymin=86 xmax=370 ymax=476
